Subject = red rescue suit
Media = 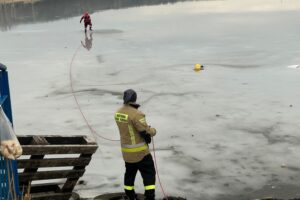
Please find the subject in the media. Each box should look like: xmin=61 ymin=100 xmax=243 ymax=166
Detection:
xmin=80 ymin=12 xmax=92 ymax=30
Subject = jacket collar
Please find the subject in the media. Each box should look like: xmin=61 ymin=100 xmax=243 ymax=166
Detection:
xmin=125 ymin=102 xmax=140 ymax=109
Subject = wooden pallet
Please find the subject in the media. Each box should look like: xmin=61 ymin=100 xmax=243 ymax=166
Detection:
xmin=17 ymin=135 xmax=98 ymax=200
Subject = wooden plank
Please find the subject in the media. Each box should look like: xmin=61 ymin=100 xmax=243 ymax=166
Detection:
xmin=61 ymin=177 xmax=79 ymax=193
xmin=62 ymin=154 xmax=92 ymax=192
xmin=82 ymin=135 xmax=97 ymax=144
xmin=20 ymin=183 xmax=61 ymax=193
xmin=31 ymin=136 xmax=49 ymax=145
xmin=21 ymin=145 xmax=98 ymax=155
xmin=23 ymin=155 xmax=45 ymax=173
xmin=30 ymin=192 xmax=73 ymax=200
xmin=17 ymin=157 xmax=92 ymax=168
xmin=17 ymin=135 xmax=97 ymax=145
xmin=19 ymin=169 xmax=85 ymax=182
xmin=17 ymin=136 xmax=32 ymax=145
xmin=44 ymin=136 xmax=87 ymax=145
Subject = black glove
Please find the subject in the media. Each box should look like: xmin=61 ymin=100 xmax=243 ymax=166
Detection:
xmin=139 ymin=131 xmax=151 ymax=144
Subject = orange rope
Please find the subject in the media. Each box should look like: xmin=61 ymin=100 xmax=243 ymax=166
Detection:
xmin=152 ymin=138 xmax=169 ymax=200
xmin=69 ymin=45 xmax=119 ymax=141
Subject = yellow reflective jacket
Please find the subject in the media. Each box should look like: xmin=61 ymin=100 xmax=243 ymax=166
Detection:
xmin=115 ymin=104 xmax=156 ymax=163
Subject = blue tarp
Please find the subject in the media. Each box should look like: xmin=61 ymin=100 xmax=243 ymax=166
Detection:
xmin=0 ymin=64 xmax=21 ymax=200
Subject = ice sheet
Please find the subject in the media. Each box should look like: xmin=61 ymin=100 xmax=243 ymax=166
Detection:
xmin=1 ymin=0 xmax=300 ymax=199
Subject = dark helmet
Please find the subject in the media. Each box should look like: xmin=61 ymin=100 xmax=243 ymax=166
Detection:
xmin=123 ymin=89 xmax=137 ymax=104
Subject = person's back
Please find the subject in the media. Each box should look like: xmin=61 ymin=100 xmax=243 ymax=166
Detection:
xmin=115 ymin=89 xmax=156 ymax=200
xmin=116 ymin=104 xmax=151 ymax=163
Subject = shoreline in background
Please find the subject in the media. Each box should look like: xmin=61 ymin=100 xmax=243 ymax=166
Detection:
xmin=0 ymin=0 xmax=39 ymax=4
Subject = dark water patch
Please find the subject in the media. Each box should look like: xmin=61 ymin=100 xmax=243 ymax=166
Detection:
xmin=230 ymin=159 xmax=239 ymax=164
xmin=107 ymin=71 xmax=121 ymax=76
xmin=79 ymin=79 xmax=143 ymax=87
xmin=142 ymin=91 xmax=209 ymax=105
xmin=229 ymin=124 xmax=300 ymax=145
xmin=50 ymin=87 xmax=123 ymax=97
xmin=223 ymin=182 xmax=230 ymax=187
xmin=284 ymin=166 xmax=300 ymax=172
xmin=191 ymin=156 xmax=201 ymax=162
xmin=0 ymin=0 xmax=200 ymax=31
xmin=49 ymin=80 xmax=172 ymax=100
xmin=191 ymin=170 xmax=203 ymax=176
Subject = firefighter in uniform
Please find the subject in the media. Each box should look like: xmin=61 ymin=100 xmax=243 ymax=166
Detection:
xmin=115 ymin=89 xmax=156 ymax=200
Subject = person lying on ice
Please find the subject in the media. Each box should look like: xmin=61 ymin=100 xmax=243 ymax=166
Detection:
xmin=115 ymin=89 xmax=157 ymax=200
xmin=80 ymin=12 xmax=92 ymax=32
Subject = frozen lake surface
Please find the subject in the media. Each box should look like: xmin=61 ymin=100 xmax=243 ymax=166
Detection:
xmin=1 ymin=0 xmax=300 ymax=199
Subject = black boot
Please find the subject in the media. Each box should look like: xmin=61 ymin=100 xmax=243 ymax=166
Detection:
xmin=125 ymin=190 xmax=137 ymax=200
xmin=144 ymin=190 xmax=155 ymax=200
xmin=145 ymin=196 xmax=155 ymax=200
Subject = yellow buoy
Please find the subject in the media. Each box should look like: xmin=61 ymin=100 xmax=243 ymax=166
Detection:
xmin=194 ymin=64 xmax=204 ymax=71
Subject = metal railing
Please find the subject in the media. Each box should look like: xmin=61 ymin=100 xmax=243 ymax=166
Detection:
xmin=0 ymin=63 xmax=21 ymax=200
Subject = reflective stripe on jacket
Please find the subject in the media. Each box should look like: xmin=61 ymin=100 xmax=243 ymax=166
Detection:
xmin=115 ymin=104 xmax=156 ymax=163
